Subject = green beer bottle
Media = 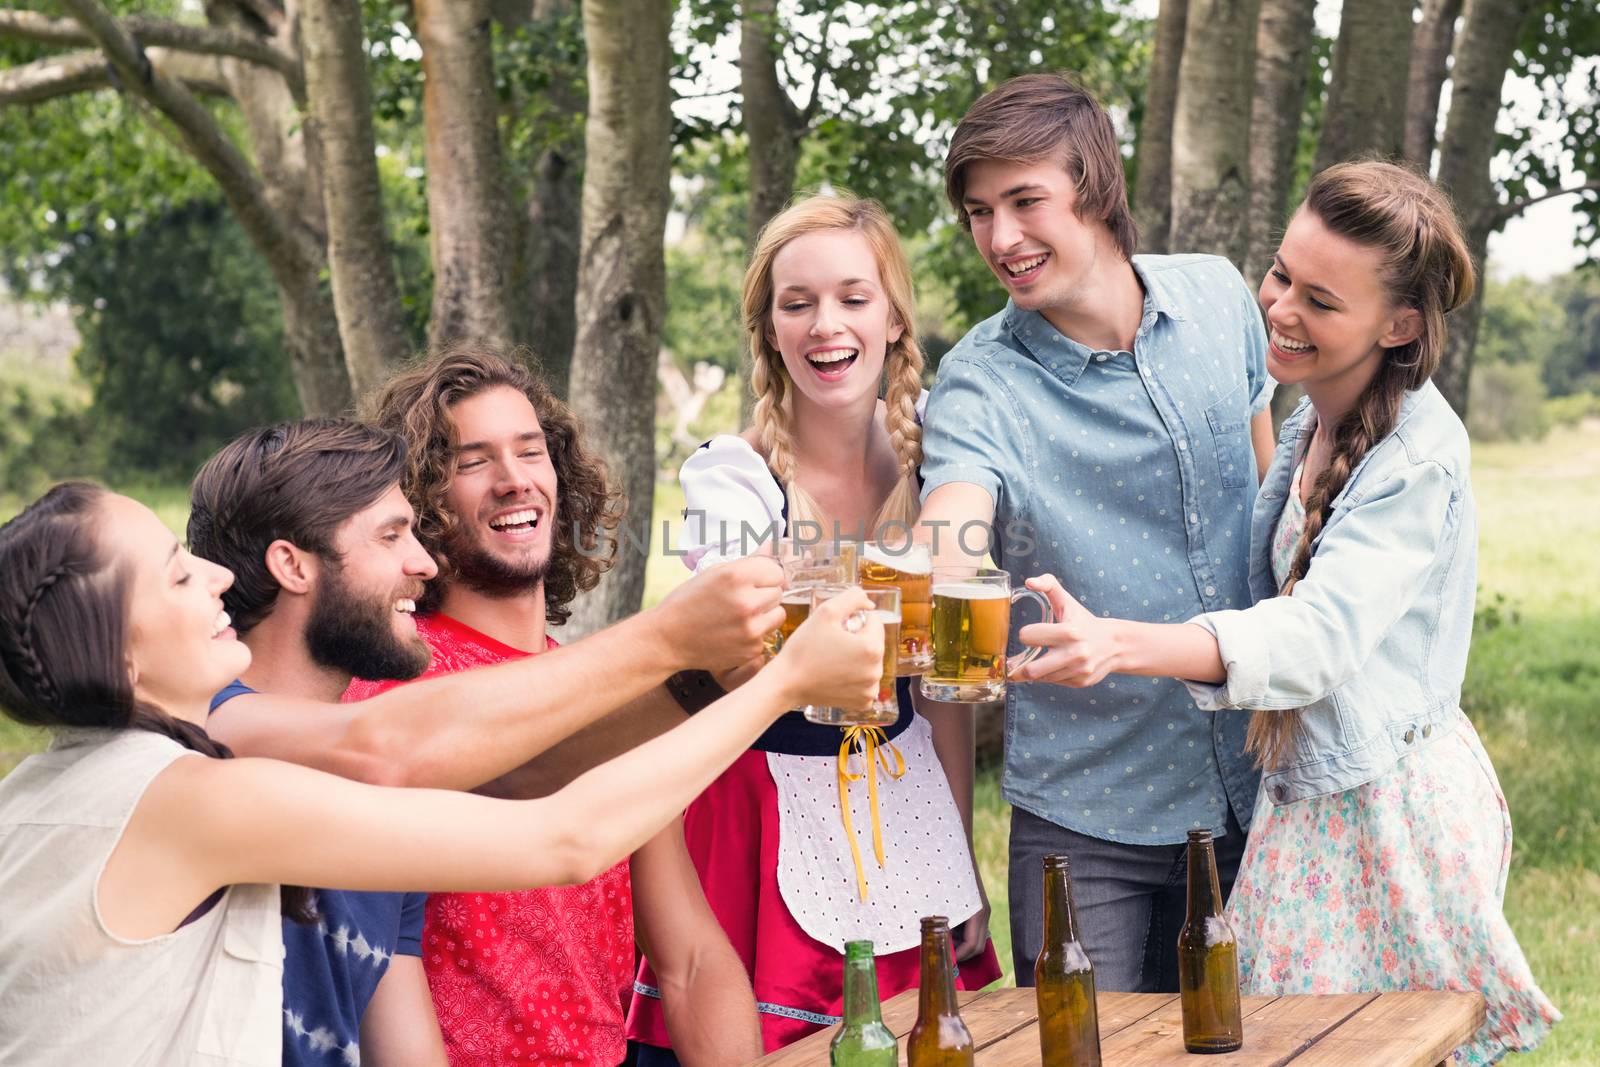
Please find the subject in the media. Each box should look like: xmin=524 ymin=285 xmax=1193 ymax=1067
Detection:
xmin=1035 ymin=854 xmax=1101 ymax=1066
xmin=907 ymin=916 xmax=975 ymax=1066
xmin=1177 ymin=829 xmax=1244 ymax=1053
xmin=831 ymin=940 xmax=898 ymax=1067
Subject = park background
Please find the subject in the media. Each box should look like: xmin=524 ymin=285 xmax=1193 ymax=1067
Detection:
xmin=1 ymin=0 xmax=1596 ymax=1061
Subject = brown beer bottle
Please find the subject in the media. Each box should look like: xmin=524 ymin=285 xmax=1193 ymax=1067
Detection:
xmin=1035 ymin=854 xmax=1101 ymax=1067
xmin=908 ymin=916 xmax=974 ymax=1067
xmin=1177 ymin=829 xmax=1244 ymax=1053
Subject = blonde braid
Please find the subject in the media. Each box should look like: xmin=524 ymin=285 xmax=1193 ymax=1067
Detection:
xmin=874 ymin=336 xmax=926 ymax=532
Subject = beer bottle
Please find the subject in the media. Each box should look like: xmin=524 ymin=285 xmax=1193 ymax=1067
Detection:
xmin=908 ymin=916 xmax=975 ymax=1066
xmin=831 ymin=940 xmax=898 ymax=1067
xmin=1177 ymin=829 xmax=1244 ymax=1053
xmin=1035 ymin=854 xmax=1101 ymax=1067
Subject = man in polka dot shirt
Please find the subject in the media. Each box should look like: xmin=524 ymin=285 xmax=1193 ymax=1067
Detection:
xmin=918 ymin=73 xmax=1277 ymax=992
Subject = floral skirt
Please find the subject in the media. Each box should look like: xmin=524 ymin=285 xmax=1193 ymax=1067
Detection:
xmin=1227 ymin=711 xmax=1559 ymax=1064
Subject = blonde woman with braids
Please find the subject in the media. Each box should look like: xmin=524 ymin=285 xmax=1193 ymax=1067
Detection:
xmin=628 ymin=194 xmax=1000 ymax=1063
xmin=1014 ymin=161 xmax=1558 ymax=1062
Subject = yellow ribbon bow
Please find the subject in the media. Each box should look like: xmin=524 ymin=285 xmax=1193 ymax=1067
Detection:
xmin=836 ymin=724 xmax=906 ymax=902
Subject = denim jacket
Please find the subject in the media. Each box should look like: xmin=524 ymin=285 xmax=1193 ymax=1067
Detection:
xmin=1184 ymin=381 xmax=1477 ymax=804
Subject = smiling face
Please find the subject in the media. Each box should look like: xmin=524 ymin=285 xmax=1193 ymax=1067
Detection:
xmin=1259 ymin=209 xmax=1423 ymax=406
xmin=960 ymin=157 xmax=1107 ymax=315
xmin=303 ymin=484 xmax=436 ymax=680
xmin=107 ymin=493 xmax=252 ymax=715
xmin=764 ymin=228 xmax=904 ymax=412
xmin=440 ymin=386 xmax=559 ymax=597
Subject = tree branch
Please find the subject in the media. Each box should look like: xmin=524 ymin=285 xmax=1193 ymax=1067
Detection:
xmin=1497 ymin=179 xmax=1600 ymax=223
xmin=798 ymin=7 xmax=836 ymax=126
xmin=0 ymin=46 xmax=230 ymax=106
xmin=54 ymin=0 xmax=322 ymax=289
xmin=0 ymin=9 xmax=301 ymax=94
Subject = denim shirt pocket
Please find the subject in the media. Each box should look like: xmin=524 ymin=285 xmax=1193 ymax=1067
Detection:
xmin=1205 ymin=385 xmax=1252 ymax=489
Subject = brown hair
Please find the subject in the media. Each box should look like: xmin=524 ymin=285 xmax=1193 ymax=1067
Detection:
xmin=188 ymin=419 xmax=408 ymax=636
xmin=367 ymin=343 xmax=625 ymax=624
xmin=742 ymin=193 xmax=925 ymax=534
xmin=944 ymin=72 xmax=1138 ymax=260
xmin=1249 ymin=160 xmax=1476 ymax=770
xmin=0 ymin=481 xmax=317 ymax=922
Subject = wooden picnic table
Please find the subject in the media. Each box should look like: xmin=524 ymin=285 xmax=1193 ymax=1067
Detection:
xmin=750 ymin=986 xmax=1485 ymax=1066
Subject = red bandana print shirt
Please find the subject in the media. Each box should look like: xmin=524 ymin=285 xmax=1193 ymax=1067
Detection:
xmin=346 ymin=613 xmax=634 ymax=1066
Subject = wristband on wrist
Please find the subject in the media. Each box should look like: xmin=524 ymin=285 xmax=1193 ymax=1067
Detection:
xmin=664 ymin=669 xmax=726 ymax=716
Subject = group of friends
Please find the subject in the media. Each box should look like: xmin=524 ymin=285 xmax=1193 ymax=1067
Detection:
xmin=0 ymin=73 xmax=1561 ymax=1066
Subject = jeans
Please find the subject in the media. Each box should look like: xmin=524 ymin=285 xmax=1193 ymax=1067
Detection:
xmin=1008 ymin=806 xmax=1246 ymax=992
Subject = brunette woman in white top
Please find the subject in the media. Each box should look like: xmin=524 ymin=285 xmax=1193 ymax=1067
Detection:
xmin=0 ymin=481 xmax=882 ymax=1066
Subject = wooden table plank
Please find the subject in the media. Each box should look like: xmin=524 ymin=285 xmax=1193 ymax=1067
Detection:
xmin=754 ymin=989 xmax=1001 ymax=1067
xmin=1287 ymin=991 xmax=1485 ymax=1067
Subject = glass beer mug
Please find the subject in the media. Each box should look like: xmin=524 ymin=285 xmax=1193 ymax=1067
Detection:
xmin=920 ymin=567 xmax=1053 ymax=703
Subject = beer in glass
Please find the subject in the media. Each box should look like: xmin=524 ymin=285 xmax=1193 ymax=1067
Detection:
xmin=908 ymin=916 xmax=974 ymax=1067
xmin=1036 ymin=854 xmax=1100 ymax=1067
xmin=858 ymin=540 xmax=933 ymax=675
xmin=806 ymin=585 xmax=899 ymax=726
xmin=830 ymin=940 xmax=897 ymax=1067
xmin=921 ymin=567 xmax=1053 ymax=702
xmin=763 ymin=541 xmax=851 ymax=657
xmin=1178 ymin=829 xmax=1244 ymax=1053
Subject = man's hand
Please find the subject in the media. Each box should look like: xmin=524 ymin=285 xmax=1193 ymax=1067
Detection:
xmin=1011 ymin=574 xmax=1122 ymax=688
xmin=654 ymin=556 xmax=787 ymax=672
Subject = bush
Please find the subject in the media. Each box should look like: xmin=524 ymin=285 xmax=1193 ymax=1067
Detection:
xmin=0 ymin=374 xmax=104 ymax=495
xmin=1467 ymin=360 xmax=1548 ymax=442
xmin=1542 ymin=391 xmax=1600 ymax=431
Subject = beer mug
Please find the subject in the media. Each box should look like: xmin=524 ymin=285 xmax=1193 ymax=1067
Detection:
xmin=857 ymin=540 xmax=933 ymax=676
xmin=805 ymin=585 xmax=900 ymax=727
xmin=764 ymin=539 xmax=852 ymax=658
xmin=921 ymin=567 xmax=1054 ymax=703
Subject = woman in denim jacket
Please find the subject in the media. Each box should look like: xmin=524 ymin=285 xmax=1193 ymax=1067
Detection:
xmin=1014 ymin=161 xmax=1556 ymax=1063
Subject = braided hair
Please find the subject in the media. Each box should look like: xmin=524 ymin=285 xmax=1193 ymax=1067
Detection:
xmin=743 ymin=194 xmax=926 ymax=534
xmin=0 ymin=482 xmax=317 ymax=923
xmin=1248 ymin=162 xmax=1476 ymax=770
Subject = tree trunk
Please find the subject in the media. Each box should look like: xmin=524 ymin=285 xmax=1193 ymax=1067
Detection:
xmin=61 ymin=0 xmax=353 ymax=414
xmin=1133 ymin=0 xmax=1188 ymax=255
xmin=741 ymin=0 xmax=801 ymax=246
xmin=414 ymin=0 xmax=516 ymax=353
xmin=563 ymin=0 xmax=673 ymax=636
xmin=508 ymin=0 xmax=584 ymax=395
xmin=1433 ymin=0 xmax=1536 ymax=417
xmin=1312 ymin=0 xmax=1414 ymax=174
xmin=1169 ymin=0 xmax=1261 ymax=271
xmin=300 ymin=0 xmax=410 ymax=399
xmin=1246 ymin=0 xmax=1316 ymax=279
xmin=1403 ymin=0 xmax=1461 ymax=168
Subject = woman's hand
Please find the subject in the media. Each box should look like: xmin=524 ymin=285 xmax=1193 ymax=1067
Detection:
xmin=953 ymin=874 xmax=991 ymax=962
xmin=768 ymin=589 xmax=883 ymax=711
xmin=1011 ymin=574 xmax=1123 ymax=687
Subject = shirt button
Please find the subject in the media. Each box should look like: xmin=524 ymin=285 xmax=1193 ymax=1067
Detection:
xmin=1095 ymin=352 xmax=1108 ymax=362
xmin=1404 ymin=728 xmax=1416 ymax=744
xmin=1189 ymin=513 xmax=1199 ymax=524
xmin=1203 ymin=585 xmax=1216 ymax=597
xmin=1178 ymin=439 xmax=1189 ymax=451
xmin=1271 ymin=784 xmax=1288 ymax=802
xmin=1422 ymin=724 xmax=1433 ymax=738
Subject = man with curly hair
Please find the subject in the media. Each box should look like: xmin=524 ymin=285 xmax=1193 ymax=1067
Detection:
xmin=347 ymin=344 xmax=765 ymax=1067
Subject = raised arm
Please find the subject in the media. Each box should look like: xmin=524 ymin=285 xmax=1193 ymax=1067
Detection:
xmin=209 ymin=556 xmax=788 ymax=790
xmin=105 ymin=592 xmax=883 ymax=940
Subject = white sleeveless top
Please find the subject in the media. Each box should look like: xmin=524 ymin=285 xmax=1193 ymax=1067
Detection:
xmin=0 ymin=729 xmax=284 ymax=1066
xmin=678 ymin=426 xmax=984 ymax=954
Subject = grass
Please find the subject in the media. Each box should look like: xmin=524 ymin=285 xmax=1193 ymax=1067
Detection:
xmin=1 ymin=424 xmax=1594 ymax=1060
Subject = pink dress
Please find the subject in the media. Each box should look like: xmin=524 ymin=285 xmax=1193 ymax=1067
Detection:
xmin=1225 ymin=473 xmax=1559 ymax=1064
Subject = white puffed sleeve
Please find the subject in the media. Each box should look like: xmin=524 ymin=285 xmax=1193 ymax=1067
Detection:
xmin=676 ymin=435 xmax=787 ymax=574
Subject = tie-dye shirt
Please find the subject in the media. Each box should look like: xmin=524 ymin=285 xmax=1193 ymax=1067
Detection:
xmin=210 ymin=682 xmax=427 ymax=1067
